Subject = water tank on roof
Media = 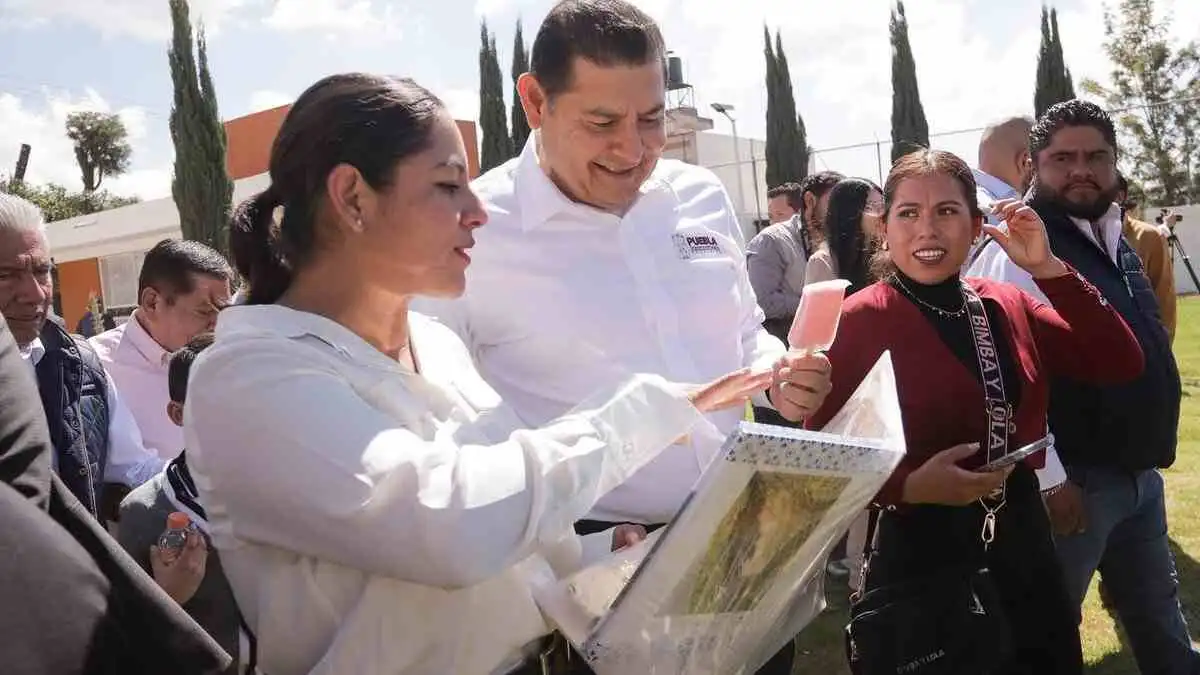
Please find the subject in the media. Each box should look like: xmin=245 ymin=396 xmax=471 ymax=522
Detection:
xmin=667 ymin=53 xmax=685 ymax=90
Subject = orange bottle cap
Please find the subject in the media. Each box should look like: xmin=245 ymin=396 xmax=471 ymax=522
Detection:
xmin=166 ymin=512 xmax=191 ymax=530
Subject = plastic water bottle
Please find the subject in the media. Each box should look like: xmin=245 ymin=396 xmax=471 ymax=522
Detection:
xmin=158 ymin=511 xmax=192 ymax=563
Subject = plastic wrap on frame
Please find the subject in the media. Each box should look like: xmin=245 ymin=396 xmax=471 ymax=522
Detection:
xmin=531 ymin=352 xmax=907 ymax=674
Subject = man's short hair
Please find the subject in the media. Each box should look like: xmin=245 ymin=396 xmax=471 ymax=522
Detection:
xmin=168 ymin=332 xmax=214 ymax=404
xmin=798 ymin=171 xmax=845 ymax=218
xmin=1029 ymin=100 xmax=1118 ymax=160
xmin=766 ymin=182 xmax=804 ymax=212
xmin=137 ymin=239 xmax=233 ymax=302
xmin=530 ymin=0 xmax=666 ymax=98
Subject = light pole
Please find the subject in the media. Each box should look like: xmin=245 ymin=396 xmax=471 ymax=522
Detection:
xmin=711 ymin=102 xmax=754 ymax=230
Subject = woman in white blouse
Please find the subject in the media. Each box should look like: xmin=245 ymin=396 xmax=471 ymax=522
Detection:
xmin=184 ymin=73 xmax=771 ymax=675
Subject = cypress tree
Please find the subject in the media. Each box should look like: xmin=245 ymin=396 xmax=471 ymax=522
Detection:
xmin=773 ymin=31 xmax=807 ymax=183
xmin=764 ymin=26 xmax=782 ymax=188
xmin=1035 ymin=5 xmax=1077 ymax=117
xmin=889 ymin=1 xmax=930 ymax=163
xmin=479 ymin=21 xmax=512 ymax=172
xmin=168 ymin=0 xmax=233 ymax=255
xmin=510 ymin=19 xmax=532 ymax=153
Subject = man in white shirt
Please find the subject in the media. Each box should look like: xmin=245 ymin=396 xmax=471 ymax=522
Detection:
xmin=969 ymin=100 xmax=1196 ymax=674
xmin=91 ymin=239 xmax=232 ymax=459
xmin=973 ymin=116 xmax=1033 ymax=225
xmin=0 ymin=193 xmax=163 ymax=520
xmin=419 ymin=2 xmax=831 ymax=672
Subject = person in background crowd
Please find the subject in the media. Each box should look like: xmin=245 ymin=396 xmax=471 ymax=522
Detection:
xmin=0 ymin=312 xmax=232 ymax=675
xmin=798 ymin=176 xmax=883 ymax=586
xmin=803 ymin=177 xmax=883 ymax=293
xmin=119 ymin=332 xmax=251 ymax=675
xmin=812 ymin=148 xmax=1144 ymax=674
xmin=748 ymin=171 xmax=844 ymax=344
xmin=969 ymin=100 xmax=1196 ymax=674
xmin=0 ymin=192 xmax=163 ymax=519
xmin=1116 ymin=172 xmax=1176 ymax=342
xmin=418 ymin=3 xmax=833 ymax=673
xmin=185 ymin=72 xmax=768 ymax=675
xmin=974 ymin=116 xmax=1035 ymax=218
xmin=766 ymin=181 xmax=803 ymax=224
xmin=91 ymin=239 xmax=233 ymax=459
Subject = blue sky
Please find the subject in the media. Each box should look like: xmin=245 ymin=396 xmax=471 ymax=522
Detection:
xmin=1 ymin=0 xmax=1196 ymax=200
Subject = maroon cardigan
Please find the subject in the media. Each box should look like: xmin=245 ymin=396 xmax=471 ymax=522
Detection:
xmin=806 ymin=270 xmax=1144 ymax=505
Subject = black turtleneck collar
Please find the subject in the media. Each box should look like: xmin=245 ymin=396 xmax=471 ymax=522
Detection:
xmin=887 ymin=269 xmax=965 ymax=314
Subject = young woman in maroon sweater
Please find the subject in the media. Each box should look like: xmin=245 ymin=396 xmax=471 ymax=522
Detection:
xmin=805 ymin=150 xmax=1143 ymax=674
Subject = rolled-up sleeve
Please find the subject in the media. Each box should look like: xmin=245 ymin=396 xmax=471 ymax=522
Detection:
xmin=186 ymin=344 xmax=704 ymax=589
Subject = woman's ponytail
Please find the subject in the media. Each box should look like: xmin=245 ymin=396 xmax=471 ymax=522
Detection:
xmin=230 ymin=186 xmax=290 ymax=305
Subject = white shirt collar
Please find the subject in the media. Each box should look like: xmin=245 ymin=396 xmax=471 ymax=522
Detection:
xmin=1067 ymin=201 xmax=1124 ymax=262
xmin=19 ymin=337 xmax=45 ymax=366
xmin=513 ymin=132 xmax=670 ymax=231
xmin=972 ymin=169 xmax=1019 ymax=201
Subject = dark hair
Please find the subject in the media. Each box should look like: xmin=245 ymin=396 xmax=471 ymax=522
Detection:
xmin=530 ymin=0 xmax=666 ymax=98
xmin=137 ymin=238 xmax=232 ymax=302
xmin=798 ymin=171 xmax=844 ymax=220
xmin=823 ymin=178 xmax=882 ymax=295
xmin=875 ymin=150 xmax=983 ymax=278
xmin=229 ymin=73 xmax=445 ymax=305
xmin=1029 ymin=99 xmax=1118 ymax=161
xmin=168 ymin=332 xmax=215 ymax=404
xmin=766 ymin=182 xmax=804 ymax=212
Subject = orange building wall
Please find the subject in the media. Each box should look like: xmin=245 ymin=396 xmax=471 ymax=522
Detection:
xmin=57 ymin=258 xmax=102 ymax=329
xmin=223 ymin=106 xmax=481 ymax=180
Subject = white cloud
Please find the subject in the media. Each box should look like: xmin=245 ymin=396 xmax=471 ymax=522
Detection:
xmin=0 ymin=88 xmax=171 ymax=200
xmin=263 ymin=0 xmax=404 ymax=40
xmin=0 ymin=0 xmax=251 ymax=40
xmin=247 ymin=89 xmax=294 ymax=114
xmin=439 ymin=87 xmax=480 ymax=122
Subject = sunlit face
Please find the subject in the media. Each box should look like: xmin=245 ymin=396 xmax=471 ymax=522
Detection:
xmin=804 ymin=189 xmax=835 ymax=240
xmin=767 ymin=195 xmax=796 ymax=224
xmin=352 ymin=111 xmax=487 ymax=298
xmin=0 ymin=228 xmax=53 ymax=346
xmin=140 ymin=273 xmax=230 ymax=352
xmin=1033 ymin=125 xmax=1118 ymax=221
xmin=861 ymin=188 xmax=884 ymax=240
xmin=522 ymin=57 xmax=667 ymax=214
xmin=884 ymin=173 xmax=982 ymax=285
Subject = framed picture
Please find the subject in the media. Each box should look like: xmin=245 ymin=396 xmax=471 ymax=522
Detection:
xmin=535 ymin=353 xmax=906 ymax=675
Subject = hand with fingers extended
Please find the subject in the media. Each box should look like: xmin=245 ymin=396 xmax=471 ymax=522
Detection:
xmin=901 ymin=443 xmax=1014 ymax=506
xmin=768 ymin=351 xmax=833 ymax=422
xmin=688 ymin=368 xmax=774 ymax=414
xmin=986 ymin=199 xmax=1069 ymax=280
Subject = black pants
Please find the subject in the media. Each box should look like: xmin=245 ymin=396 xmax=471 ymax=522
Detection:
xmin=569 ymin=520 xmax=796 ymax=675
xmin=866 ymin=467 xmax=1083 ymax=675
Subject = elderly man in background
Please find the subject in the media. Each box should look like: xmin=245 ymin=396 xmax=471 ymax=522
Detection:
xmin=90 ymin=238 xmax=232 ymax=459
xmin=0 ymin=193 xmax=162 ymax=519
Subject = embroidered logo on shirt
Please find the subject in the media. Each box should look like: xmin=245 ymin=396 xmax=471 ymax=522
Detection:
xmin=673 ymin=233 xmax=723 ymax=260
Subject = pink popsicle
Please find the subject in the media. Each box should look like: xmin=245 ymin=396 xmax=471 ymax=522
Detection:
xmin=788 ymin=279 xmax=852 ymax=351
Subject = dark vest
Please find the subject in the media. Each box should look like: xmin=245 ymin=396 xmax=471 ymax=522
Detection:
xmin=1035 ymin=202 xmax=1181 ymax=471
xmin=34 ymin=320 xmax=110 ymax=516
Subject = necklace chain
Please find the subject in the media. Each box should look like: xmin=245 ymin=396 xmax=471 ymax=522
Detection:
xmin=892 ymin=274 xmax=968 ymax=319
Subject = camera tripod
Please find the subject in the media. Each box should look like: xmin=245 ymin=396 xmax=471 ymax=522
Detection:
xmin=1167 ymin=230 xmax=1200 ymax=294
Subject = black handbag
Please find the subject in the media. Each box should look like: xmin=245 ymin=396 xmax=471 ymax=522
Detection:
xmin=844 ymin=511 xmax=1013 ymax=675
xmin=844 ymin=282 xmax=1017 ymax=675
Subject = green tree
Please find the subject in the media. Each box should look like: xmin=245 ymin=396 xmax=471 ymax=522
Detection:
xmin=64 ymin=111 xmax=133 ymax=192
xmin=1035 ymin=6 xmax=1077 ymax=117
xmin=0 ymin=178 xmax=138 ymax=222
xmin=773 ymin=32 xmax=808 ymax=184
xmin=889 ymin=1 xmax=929 ymax=163
xmin=1082 ymin=0 xmax=1200 ymax=205
xmin=764 ymin=26 xmax=781 ymax=187
xmin=479 ymin=20 xmax=512 ymax=172
xmin=510 ymin=18 xmax=532 ymax=153
xmin=168 ymin=0 xmax=234 ymax=255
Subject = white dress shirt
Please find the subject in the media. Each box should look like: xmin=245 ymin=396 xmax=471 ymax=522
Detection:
xmin=417 ymin=136 xmax=786 ymax=525
xmin=20 ymin=337 xmax=164 ymax=487
xmin=183 ymin=305 xmax=704 ymax=675
xmin=90 ymin=312 xmax=181 ymax=459
xmin=966 ymin=201 xmax=1126 ymax=489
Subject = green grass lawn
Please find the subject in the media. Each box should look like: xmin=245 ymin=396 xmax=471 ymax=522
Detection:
xmin=791 ymin=297 xmax=1200 ymax=674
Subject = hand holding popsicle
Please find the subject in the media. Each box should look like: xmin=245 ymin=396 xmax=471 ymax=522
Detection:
xmin=769 ymin=280 xmax=849 ymax=422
